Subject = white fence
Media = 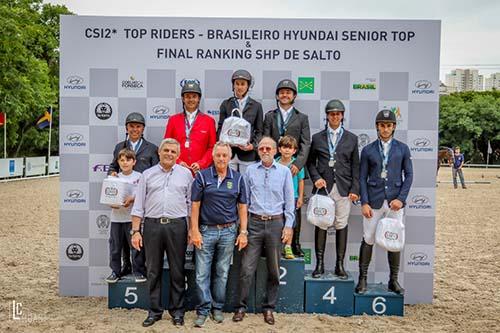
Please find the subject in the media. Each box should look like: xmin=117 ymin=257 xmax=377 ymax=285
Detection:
xmin=0 ymin=156 xmax=59 ymax=179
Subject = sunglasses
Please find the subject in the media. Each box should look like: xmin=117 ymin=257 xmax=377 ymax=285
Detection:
xmin=258 ymin=146 xmax=273 ymax=152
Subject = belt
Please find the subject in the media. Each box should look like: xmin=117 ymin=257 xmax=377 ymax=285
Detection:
xmin=203 ymin=222 xmax=235 ymax=229
xmin=250 ymin=213 xmax=284 ymax=221
xmin=146 ymin=217 xmax=185 ymax=224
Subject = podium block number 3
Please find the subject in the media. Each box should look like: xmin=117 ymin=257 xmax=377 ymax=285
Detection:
xmin=124 ymin=287 xmax=138 ymax=305
xmin=372 ymin=296 xmax=387 ymax=314
xmin=322 ymin=286 xmax=337 ymax=304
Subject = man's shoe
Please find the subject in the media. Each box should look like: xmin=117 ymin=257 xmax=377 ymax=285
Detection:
xmin=172 ymin=316 xmax=184 ymax=326
xmin=283 ymin=245 xmax=295 ymax=259
xmin=134 ymin=273 xmax=147 ymax=283
xmin=142 ymin=316 xmax=160 ymax=327
xmin=194 ymin=315 xmax=207 ymax=327
xmin=119 ymin=266 xmax=132 ymax=278
xmin=211 ymin=310 xmax=224 ymax=323
xmin=105 ymin=272 xmax=119 ymax=283
xmin=232 ymin=309 xmax=246 ymax=322
xmin=462 ymin=186 xmax=467 ymax=189
xmin=263 ymin=310 xmax=275 ymax=325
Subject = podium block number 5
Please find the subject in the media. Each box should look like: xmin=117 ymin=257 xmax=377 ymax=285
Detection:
xmin=124 ymin=287 xmax=138 ymax=305
xmin=372 ymin=296 xmax=387 ymax=314
xmin=322 ymin=286 xmax=337 ymax=304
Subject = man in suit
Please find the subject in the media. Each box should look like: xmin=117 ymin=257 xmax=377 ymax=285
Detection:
xmin=263 ymin=79 xmax=311 ymax=175
xmin=108 ymin=111 xmax=159 ymax=281
xmin=356 ymin=109 xmax=413 ymax=295
xmin=307 ymin=99 xmax=359 ymax=279
xmin=164 ymin=81 xmax=216 ymax=174
xmin=217 ymin=69 xmax=264 ymax=174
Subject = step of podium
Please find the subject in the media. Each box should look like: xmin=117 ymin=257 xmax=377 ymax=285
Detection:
xmin=354 ymin=283 xmax=404 ymax=316
xmin=108 ymin=275 xmax=150 ymax=309
xmin=223 ymin=249 xmax=256 ymax=313
xmin=304 ymin=271 xmax=355 ymax=316
xmin=255 ymin=257 xmax=305 ymax=313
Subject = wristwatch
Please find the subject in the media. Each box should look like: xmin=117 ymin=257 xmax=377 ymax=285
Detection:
xmin=130 ymin=229 xmax=141 ymax=236
xmin=239 ymin=229 xmax=248 ymax=236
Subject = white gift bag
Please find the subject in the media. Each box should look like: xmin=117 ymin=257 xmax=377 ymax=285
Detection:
xmin=99 ymin=177 xmax=134 ymax=206
xmin=307 ymin=190 xmax=336 ymax=230
xmin=219 ymin=108 xmax=252 ymax=146
xmin=375 ymin=216 xmax=405 ymax=252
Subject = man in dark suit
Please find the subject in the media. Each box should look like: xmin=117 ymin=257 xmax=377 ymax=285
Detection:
xmin=108 ymin=112 xmax=159 ymax=281
xmin=217 ymin=69 xmax=264 ymax=174
xmin=356 ymin=109 xmax=413 ymax=295
xmin=307 ymin=99 xmax=359 ymax=279
xmin=263 ymin=79 xmax=311 ymax=175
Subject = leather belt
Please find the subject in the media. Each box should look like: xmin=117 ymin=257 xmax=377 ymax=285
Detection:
xmin=204 ymin=222 xmax=235 ymax=229
xmin=250 ymin=213 xmax=284 ymax=221
xmin=146 ymin=217 xmax=184 ymax=224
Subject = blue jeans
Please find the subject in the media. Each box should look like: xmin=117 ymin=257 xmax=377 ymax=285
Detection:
xmin=195 ymin=223 xmax=237 ymax=316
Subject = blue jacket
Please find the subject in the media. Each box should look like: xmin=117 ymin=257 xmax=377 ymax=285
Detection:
xmin=359 ymin=138 xmax=413 ymax=209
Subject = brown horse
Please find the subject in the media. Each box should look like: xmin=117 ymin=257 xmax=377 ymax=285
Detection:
xmin=437 ymin=147 xmax=454 ymax=173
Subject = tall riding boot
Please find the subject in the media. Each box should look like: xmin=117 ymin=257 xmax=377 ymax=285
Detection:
xmin=312 ymin=227 xmax=327 ymax=278
xmin=292 ymin=208 xmax=304 ymax=257
xmin=355 ymin=239 xmax=373 ymax=294
xmin=334 ymin=226 xmax=348 ymax=279
xmin=388 ymin=251 xmax=404 ymax=294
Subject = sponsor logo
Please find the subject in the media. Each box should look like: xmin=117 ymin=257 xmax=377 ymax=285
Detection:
xmin=180 ymin=78 xmax=200 ymax=88
xmin=227 ymin=181 xmax=233 ymax=190
xmin=150 ymin=105 xmax=170 ymax=120
xmin=66 ymin=243 xmax=84 ymax=261
xmin=64 ymin=189 xmax=86 ymax=204
xmin=96 ymin=214 xmax=110 ymax=233
xmin=122 ymin=75 xmax=144 ymax=89
xmin=63 ymin=75 xmax=86 ymax=90
xmin=92 ymin=164 xmax=110 ymax=173
xmin=408 ymin=195 xmax=432 ymax=209
xmin=411 ymin=137 xmax=434 ymax=153
xmin=64 ymin=133 xmax=87 ymax=148
xmin=384 ymin=231 xmax=399 ymax=240
xmin=298 ymin=77 xmax=314 ymax=93
xmin=95 ymin=102 xmax=112 ymax=120
xmin=381 ymin=105 xmax=403 ymax=125
xmin=353 ymin=79 xmax=377 ymax=90
xmin=313 ymin=207 xmax=328 ymax=216
xmin=227 ymin=129 xmax=241 ymax=137
xmin=349 ymin=255 xmax=359 ymax=262
xmin=411 ymin=80 xmax=435 ymax=95
xmin=358 ymin=133 xmax=371 ymax=151
xmin=104 ymin=187 xmax=118 ymax=197
xmin=207 ymin=109 xmax=220 ymax=116
xmin=407 ymin=251 xmax=431 ymax=266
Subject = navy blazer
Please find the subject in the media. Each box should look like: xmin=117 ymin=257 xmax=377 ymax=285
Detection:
xmin=108 ymin=138 xmax=159 ymax=174
xmin=359 ymin=139 xmax=413 ymax=209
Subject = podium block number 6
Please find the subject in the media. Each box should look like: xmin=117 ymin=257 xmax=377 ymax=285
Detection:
xmin=124 ymin=287 xmax=138 ymax=305
xmin=372 ymin=296 xmax=387 ymax=314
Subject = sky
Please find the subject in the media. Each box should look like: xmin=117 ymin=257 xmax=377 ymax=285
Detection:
xmin=44 ymin=0 xmax=500 ymax=81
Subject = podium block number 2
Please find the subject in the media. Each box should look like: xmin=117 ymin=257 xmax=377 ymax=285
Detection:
xmin=279 ymin=267 xmax=287 ymax=285
xmin=124 ymin=287 xmax=138 ymax=305
xmin=372 ymin=296 xmax=387 ymax=315
xmin=322 ymin=286 xmax=337 ymax=304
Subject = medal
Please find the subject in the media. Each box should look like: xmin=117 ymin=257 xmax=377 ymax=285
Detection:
xmin=381 ymin=170 xmax=387 ymax=178
xmin=185 ymin=140 xmax=190 ymax=148
xmin=329 ymin=160 xmax=335 ymax=167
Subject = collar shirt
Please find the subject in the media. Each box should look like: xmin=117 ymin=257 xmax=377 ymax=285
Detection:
xmin=237 ymin=94 xmax=249 ymax=111
xmin=327 ymin=125 xmax=341 ymax=144
xmin=111 ymin=170 xmax=142 ymax=222
xmin=244 ymin=161 xmax=295 ymax=228
xmin=129 ymin=138 xmax=142 ymax=152
xmin=186 ymin=110 xmax=198 ymax=127
xmin=381 ymin=138 xmax=392 ymax=157
xmin=131 ymin=164 xmax=193 ymax=219
xmin=279 ymin=105 xmax=294 ymax=123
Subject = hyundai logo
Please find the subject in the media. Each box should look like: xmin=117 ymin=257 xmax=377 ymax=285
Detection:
xmin=67 ymin=75 xmax=84 ymax=85
xmin=415 ymin=80 xmax=432 ymax=89
xmin=66 ymin=133 xmax=83 ymax=142
xmin=413 ymin=138 xmax=431 ymax=147
xmin=67 ymin=190 xmax=84 ymax=198
xmin=180 ymin=78 xmax=200 ymax=87
xmin=410 ymin=252 xmax=428 ymax=261
xmin=153 ymin=105 xmax=169 ymax=115
xmin=412 ymin=195 xmax=430 ymax=205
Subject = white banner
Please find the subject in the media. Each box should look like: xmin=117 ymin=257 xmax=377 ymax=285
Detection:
xmin=0 ymin=158 xmax=24 ymax=178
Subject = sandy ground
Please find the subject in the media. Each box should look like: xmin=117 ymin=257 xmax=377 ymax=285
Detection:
xmin=0 ymin=167 xmax=499 ymax=332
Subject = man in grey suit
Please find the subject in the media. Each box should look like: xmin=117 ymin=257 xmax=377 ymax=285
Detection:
xmin=263 ymin=79 xmax=311 ymax=176
xmin=307 ymin=99 xmax=359 ymax=279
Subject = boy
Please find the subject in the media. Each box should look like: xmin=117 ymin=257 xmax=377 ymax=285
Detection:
xmin=277 ymin=136 xmax=305 ymax=259
xmin=106 ymin=148 xmax=144 ymax=283
xmin=452 ymin=146 xmax=466 ymax=189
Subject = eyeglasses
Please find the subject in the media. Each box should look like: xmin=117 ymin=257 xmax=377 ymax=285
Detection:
xmin=258 ymin=146 xmax=273 ymax=152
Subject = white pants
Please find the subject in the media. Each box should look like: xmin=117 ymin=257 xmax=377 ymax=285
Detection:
xmin=229 ymin=155 xmax=255 ymax=175
xmin=363 ymin=200 xmax=404 ymax=245
xmin=328 ymin=184 xmax=351 ymax=230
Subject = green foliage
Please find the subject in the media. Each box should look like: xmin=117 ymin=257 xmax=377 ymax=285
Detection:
xmin=439 ymin=91 xmax=500 ymax=164
xmin=0 ymin=0 xmax=72 ymax=157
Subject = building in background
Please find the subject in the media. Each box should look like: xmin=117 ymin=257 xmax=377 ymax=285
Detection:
xmin=484 ymin=73 xmax=500 ymax=91
xmin=445 ymin=69 xmax=484 ymax=92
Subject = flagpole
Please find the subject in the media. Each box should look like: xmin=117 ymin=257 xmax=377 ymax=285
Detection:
xmin=47 ymin=106 xmax=52 ymax=175
xmin=486 ymin=140 xmax=490 ymax=169
xmin=3 ymin=112 xmax=6 ymax=159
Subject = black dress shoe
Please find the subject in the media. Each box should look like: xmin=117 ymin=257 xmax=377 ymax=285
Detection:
xmin=172 ymin=316 xmax=184 ymax=326
xmin=142 ymin=316 xmax=161 ymax=327
xmin=232 ymin=308 xmax=246 ymax=322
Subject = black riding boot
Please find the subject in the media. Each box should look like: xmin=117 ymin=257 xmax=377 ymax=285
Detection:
xmin=292 ymin=208 xmax=304 ymax=257
xmin=388 ymin=251 xmax=404 ymax=294
xmin=334 ymin=226 xmax=348 ymax=279
xmin=312 ymin=227 xmax=327 ymax=278
xmin=355 ymin=240 xmax=373 ymax=294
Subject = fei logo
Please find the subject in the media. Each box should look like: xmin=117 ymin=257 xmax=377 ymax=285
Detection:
xmin=298 ymin=77 xmax=314 ymax=93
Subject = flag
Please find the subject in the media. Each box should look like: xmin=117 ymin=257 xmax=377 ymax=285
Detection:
xmin=35 ymin=108 xmax=52 ymax=129
xmin=488 ymin=140 xmax=493 ymax=154
xmin=0 ymin=112 xmax=5 ymax=127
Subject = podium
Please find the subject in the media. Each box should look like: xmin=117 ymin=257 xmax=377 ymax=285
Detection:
xmin=255 ymin=257 xmax=305 ymax=313
xmin=108 ymin=275 xmax=150 ymax=309
xmin=354 ymin=283 xmax=404 ymax=316
xmin=223 ymin=249 xmax=256 ymax=312
xmin=304 ymin=271 xmax=354 ymax=316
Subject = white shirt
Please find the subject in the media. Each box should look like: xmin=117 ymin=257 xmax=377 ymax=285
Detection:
xmin=279 ymin=105 xmax=293 ymax=123
xmin=381 ymin=138 xmax=392 ymax=157
xmin=110 ymin=171 xmax=142 ymax=222
xmin=186 ymin=110 xmax=198 ymax=127
xmin=129 ymin=139 xmax=142 ymax=152
xmin=237 ymin=94 xmax=249 ymax=111
xmin=327 ymin=125 xmax=341 ymax=144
